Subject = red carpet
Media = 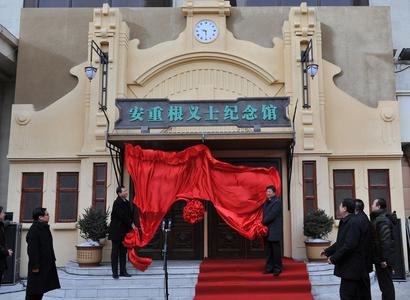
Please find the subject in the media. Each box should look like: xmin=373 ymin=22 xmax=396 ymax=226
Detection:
xmin=194 ymin=258 xmax=314 ymax=300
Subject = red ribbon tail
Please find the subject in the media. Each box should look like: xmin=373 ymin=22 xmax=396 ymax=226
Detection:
xmin=127 ymin=248 xmax=152 ymax=272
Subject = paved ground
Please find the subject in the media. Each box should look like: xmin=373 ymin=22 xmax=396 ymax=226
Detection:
xmin=315 ymin=277 xmax=410 ymax=300
xmin=1 ymin=277 xmax=410 ymax=300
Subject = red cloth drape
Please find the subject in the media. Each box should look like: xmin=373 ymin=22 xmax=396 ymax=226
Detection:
xmin=123 ymin=144 xmax=281 ymax=271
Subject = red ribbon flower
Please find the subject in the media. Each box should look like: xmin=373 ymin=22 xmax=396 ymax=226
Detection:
xmin=183 ymin=199 xmax=205 ymax=224
xmin=255 ymin=223 xmax=268 ymax=238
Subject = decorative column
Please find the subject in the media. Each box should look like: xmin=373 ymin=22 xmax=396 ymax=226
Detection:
xmin=283 ymin=3 xmax=331 ymax=259
xmin=81 ymin=4 xmax=129 ymax=154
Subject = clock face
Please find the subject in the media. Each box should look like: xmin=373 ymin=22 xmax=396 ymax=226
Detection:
xmin=194 ymin=20 xmax=218 ymax=43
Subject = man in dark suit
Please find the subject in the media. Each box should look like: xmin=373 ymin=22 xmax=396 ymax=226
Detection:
xmin=26 ymin=207 xmax=60 ymax=300
xmin=262 ymin=185 xmax=283 ymax=276
xmin=370 ymin=198 xmax=395 ymax=300
xmin=108 ymin=186 xmax=135 ymax=279
xmin=354 ymin=199 xmax=373 ymax=300
xmin=0 ymin=206 xmax=13 ymax=286
xmin=324 ymin=198 xmax=368 ymax=300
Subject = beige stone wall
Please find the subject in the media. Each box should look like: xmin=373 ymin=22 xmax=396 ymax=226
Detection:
xmin=402 ymin=158 xmax=410 ymax=217
xmin=8 ymin=162 xmax=80 ymax=276
xmin=0 ymin=81 xmax=14 ymax=208
xmin=9 ymin=158 xmax=119 ymax=277
xmin=15 ymin=6 xmax=394 ymax=110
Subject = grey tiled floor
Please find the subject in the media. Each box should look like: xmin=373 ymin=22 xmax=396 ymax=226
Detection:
xmin=2 ymin=278 xmax=410 ymax=300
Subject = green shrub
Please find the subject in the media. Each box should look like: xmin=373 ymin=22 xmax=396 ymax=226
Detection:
xmin=77 ymin=207 xmax=109 ymax=242
xmin=303 ymin=209 xmax=334 ymax=239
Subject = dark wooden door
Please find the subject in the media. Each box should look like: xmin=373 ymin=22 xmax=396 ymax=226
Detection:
xmin=131 ymin=197 xmax=204 ymax=260
xmin=208 ymin=158 xmax=282 ymax=258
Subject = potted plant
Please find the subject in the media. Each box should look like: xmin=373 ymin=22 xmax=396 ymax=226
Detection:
xmin=303 ymin=209 xmax=334 ymax=261
xmin=76 ymin=207 xmax=109 ymax=267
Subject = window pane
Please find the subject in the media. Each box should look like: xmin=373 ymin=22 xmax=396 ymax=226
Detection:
xmin=241 ymin=0 xmax=357 ymax=5
xmin=369 ymin=188 xmax=388 ymax=204
xmin=59 ymin=174 xmax=78 ymax=189
xmin=25 ymin=174 xmax=43 ymax=189
xmin=144 ymin=0 xmax=172 ymax=6
xmin=112 ymin=0 xmax=146 ymax=6
xmin=305 ymin=182 xmax=314 ymax=196
xmin=369 ymin=170 xmax=388 ymax=186
xmin=321 ymin=0 xmax=354 ymax=5
xmin=95 ymin=201 xmax=106 ymax=212
xmin=22 ymin=192 xmax=42 ymax=221
xmin=334 ymin=171 xmax=353 ymax=186
xmin=24 ymin=0 xmax=39 ymax=8
xmin=38 ymin=0 xmax=70 ymax=7
xmin=303 ymin=161 xmax=317 ymax=217
xmin=72 ymin=0 xmax=110 ymax=7
xmin=303 ymin=163 xmax=313 ymax=178
xmin=305 ymin=198 xmax=315 ymax=215
xmin=95 ymin=164 xmax=107 ymax=181
xmin=335 ymin=189 xmax=354 ymax=202
xmin=334 ymin=189 xmax=354 ymax=219
xmin=241 ymin=0 xmax=278 ymax=5
xmin=93 ymin=163 xmax=107 ymax=210
xmin=96 ymin=185 xmax=106 ymax=199
xmin=58 ymin=192 xmax=78 ymax=221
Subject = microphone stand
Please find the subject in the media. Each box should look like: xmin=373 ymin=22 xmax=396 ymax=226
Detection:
xmin=162 ymin=218 xmax=172 ymax=300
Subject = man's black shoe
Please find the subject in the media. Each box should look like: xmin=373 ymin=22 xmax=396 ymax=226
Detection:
xmin=263 ymin=270 xmax=273 ymax=274
xmin=273 ymin=270 xmax=281 ymax=276
xmin=119 ymin=272 xmax=132 ymax=277
xmin=112 ymin=274 xmax=119 ymax=279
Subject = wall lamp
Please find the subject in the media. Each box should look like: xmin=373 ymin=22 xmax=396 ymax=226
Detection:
xmin=301 ymin=39 xmax=319 ymax=109
xmin=84 ymin=40 xmax=109 ymax=111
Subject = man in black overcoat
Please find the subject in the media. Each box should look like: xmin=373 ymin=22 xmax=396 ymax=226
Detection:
xmin=354 ymin=199 xmax=373 ymax=300
xmin=26 ymin=207 xmax=60 ymax=300
xmin=262 ymin=185 xmax=283 ymax=276
xmin=108 ymin=186 xmax=135 ymax=279
xmin=370 ymin=198 xmax=396 ymax=300
xmin=323 ymin=198 xmax=368 ymax=300
xmin=0 ymin=206 xmax=13 ymax=286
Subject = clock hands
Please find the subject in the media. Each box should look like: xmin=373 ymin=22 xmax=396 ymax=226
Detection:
xmin=195 ymin=20 xmax=217 ymax=42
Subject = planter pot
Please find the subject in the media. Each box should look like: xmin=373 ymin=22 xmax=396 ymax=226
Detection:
xmin=304 ymin=239 xmax=331 ymax=262
xmin=76 ymin=245 xmax=103 ymax=267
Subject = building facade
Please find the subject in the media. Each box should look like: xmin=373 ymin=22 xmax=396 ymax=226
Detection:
xmin=0 ymin=0 xmax=22 ymax=209
xmin=370 ymin=0 xmax=410 ymax=218
xmin=6 ymin=1 xmax=407 ymax=276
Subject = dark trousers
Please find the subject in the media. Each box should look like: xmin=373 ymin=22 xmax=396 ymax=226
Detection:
xmin=359 ymin=273 xmax=372 ymax=300
xmin=0 ymin=271 xmax=2 ymax=286
xmin=375 ymin=264 xmax=395 ymax=300
xmin=340 ymin=277 xmax=371 ymax=300
xmin=265 ymin=240 xmax=282 ymax=272
xmin=111 ymin=240 xmax=127 ymax=275
xmin=25 ymin=294 xmax=43 ymax=300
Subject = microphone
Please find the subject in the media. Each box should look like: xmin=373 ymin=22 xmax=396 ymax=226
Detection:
xmin=161 ymin=220 xmax=165 ymax=232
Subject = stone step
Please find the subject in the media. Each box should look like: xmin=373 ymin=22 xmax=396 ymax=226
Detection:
xmin=56 ymin=271 xmax=198 ymax=288
xmin=44 ymin=285 xmax=195 ymax=299
xmin=0 ymin=282 xmax=25 ymax=294
xmin=306 ymin=262 xmax=379 ymax=296
xmin=40 ymin=261 xmax=200 ymax=300
xmin=44 ymin=294 xmax=193 ymax=300
xmin=44 ymin=297 xmax=193 ymax=300
xmin=64 ymin=260 xmax=200 ymax=276
xmin=306 ymin=262 xmax=335 ymax=273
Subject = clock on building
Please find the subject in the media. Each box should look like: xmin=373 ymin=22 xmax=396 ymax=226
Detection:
xmin=194 ymin=19 xmax=218 ymax=43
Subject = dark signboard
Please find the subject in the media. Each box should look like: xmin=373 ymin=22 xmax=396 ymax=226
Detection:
xmin=115 ymin=97 xmax=290 ymax=129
